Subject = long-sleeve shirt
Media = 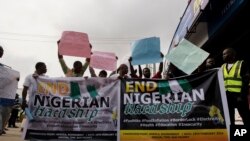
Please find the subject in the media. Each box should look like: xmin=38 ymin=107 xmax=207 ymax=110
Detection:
xmin=59 ymin=58 xmax=89 ymax=77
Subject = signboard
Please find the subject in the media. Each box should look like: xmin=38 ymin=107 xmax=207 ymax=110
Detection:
xmin=90 ymin=51 xmax=117 ymax=71
xmin=165 ymin=39 xmax=209 ymax=75
xmin=120 ymin=69 xmax=229 ymax=141
xmin=131 ymin=37 xmax=162 ymax=65
xmin=23 ymin=77 xmax=119 ymax=141
xmin=59 ymin=31 xmax=91 ymax=58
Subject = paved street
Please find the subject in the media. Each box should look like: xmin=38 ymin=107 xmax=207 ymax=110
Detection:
xmin=0 ymin=122 xmax=22 ymax=141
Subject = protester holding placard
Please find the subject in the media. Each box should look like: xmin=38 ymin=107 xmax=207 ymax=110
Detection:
xmin=89 ymin=66 xmax=107 ymax=78
xmin=57 ymin=40 xmax=90 ymax=77
xmin=142 ymin=53 xmax=164 ymax=79
xmin=128 ymin=57 xmax=142 ymax=78
xmin=58 ymin=52 xmax=90 ymax=77
xmin=88 ymin=51 xmax=118 ymax=78
xmin=130 ymin=37 xmax=164 ymax=79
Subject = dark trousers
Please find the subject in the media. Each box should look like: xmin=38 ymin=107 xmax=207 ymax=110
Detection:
xmin=8 ymin=109 xmax=19 ymax=127
xmin=226 ymin=91 xmax=250 ymax=126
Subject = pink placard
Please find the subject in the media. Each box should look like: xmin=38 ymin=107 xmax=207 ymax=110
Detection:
xmin=90 ymin=51 xmax=117 ymax=71
xmin=58 ymin=31 xmax=91 ymax=58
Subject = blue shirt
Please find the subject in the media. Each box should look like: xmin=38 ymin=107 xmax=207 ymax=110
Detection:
xmin=0 ymin=98 xmax=15 ymax=106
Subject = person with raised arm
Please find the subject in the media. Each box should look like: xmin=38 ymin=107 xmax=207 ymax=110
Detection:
xmin=57 ymin=40 xmax=90 ymax=77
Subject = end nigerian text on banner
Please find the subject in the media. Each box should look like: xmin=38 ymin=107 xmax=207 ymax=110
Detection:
xmin=120 ymin=69 xmax=230 ymax=141
xmin=23 ymin=77 xmax=120 ymax=141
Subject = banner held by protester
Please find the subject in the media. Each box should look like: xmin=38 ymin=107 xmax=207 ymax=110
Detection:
xmin=23 ymin=77 xmax=119 ymax=141
xmin=120 ymin=69 xmax=230 ymax=141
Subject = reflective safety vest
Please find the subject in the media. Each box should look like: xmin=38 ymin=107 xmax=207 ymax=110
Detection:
xmin=222 ymin=60 xmax=243 ymax=93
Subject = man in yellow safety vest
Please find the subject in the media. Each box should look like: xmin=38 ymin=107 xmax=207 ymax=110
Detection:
xmin=222 ymin=48 xmax=250 ymax=126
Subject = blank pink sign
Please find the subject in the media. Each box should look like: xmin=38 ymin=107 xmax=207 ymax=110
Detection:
xmin=59 ymin=31 xmax=91 ymax=58
xmin=90 ymin=51 xmax=117 ymax=71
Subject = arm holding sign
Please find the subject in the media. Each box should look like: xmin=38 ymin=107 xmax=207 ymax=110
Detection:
xmin=58 ymin=53 xmax=70 ymax=75
xmin=89 ymin=66 xmax=97 ymax=77
xmin=152 ymin=52 xmax=164 ymax=78
xmin=57 ymin=40 xmax=71 ymax=75
xmin=138 ymin=65 xmax=142 ymax=78
xmin=82 ymin=58 xmax=90 ymax=75
xmin=129 ymin=57 xmax=142 ymax=78
xmin=81 ymin=44 xmax=91 ymax=75
xmin=57 ymin=40 xmax=90 ymax=77
xmin=128 ymin=57 xmax=137 ymax=78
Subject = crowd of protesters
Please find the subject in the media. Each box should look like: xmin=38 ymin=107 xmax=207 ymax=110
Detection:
xmin=1 ymin=42 xmax=250 ymax=137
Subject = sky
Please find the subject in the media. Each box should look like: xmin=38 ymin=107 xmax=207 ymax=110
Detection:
xmin=0 ymin=0 xmax=187 ymax=88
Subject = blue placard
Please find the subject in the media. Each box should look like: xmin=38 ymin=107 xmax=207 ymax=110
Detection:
xmin=131 ymin=37 xmax=162 ymax=65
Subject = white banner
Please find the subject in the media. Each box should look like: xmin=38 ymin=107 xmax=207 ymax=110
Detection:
xmin=23 ymin=77 xmax=120 ymax=141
